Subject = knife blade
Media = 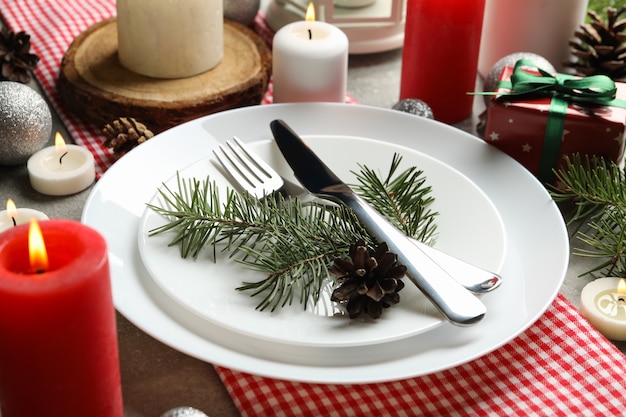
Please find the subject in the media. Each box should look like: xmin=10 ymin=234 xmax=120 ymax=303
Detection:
xmin=270 ymin=119 xmax=487 ymax=326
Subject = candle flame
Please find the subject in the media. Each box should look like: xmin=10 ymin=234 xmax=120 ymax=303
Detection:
xmin=54 ymin=132 xmax=67 ymax=154
xmin=6 ymin=199 xmax=16 ymax=218
xmin=29 ymin=219 xmax=48 ymax=273
xmin=618 ymin=278 xmax=626 ymax=295
xmin=305 ymin=2 xmax=315 ymax=21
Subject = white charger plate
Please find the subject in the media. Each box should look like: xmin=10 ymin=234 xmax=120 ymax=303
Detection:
xmin=82 ymin=103 xmax=569 ymax=383
xmin=137 ymin=135 xmax=506 ymax=355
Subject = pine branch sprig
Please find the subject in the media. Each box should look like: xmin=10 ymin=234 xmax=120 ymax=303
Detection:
xmin=148 ymin=175 xmax=372 ymax=311
xmin=574 ymin=207 xmax=626 ymax=277
xmin=551 ymin=154 xmax=626 ymax=223
xmin=550 ymin=154 xmax=626 ymax=277
xmin=147 ymin=175 xmax=228 ymax=260
xmin=148 ymin=155 xmax=438 ymax=311
xmin=233 ymin=202 xmax=369 ymax=311
xmin=351 ymin=153 xmax=438 ymax=244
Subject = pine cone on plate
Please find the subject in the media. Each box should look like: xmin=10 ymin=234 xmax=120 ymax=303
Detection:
xmin=0 ymin=28 xmax=39 ymax=83
xmin=329 ymin=240 xmax=407 ymax=319
xmin=564 ymin=6 xmax=626 ymax=81
xmin=102 ymin=117 xmax=154 ymax=157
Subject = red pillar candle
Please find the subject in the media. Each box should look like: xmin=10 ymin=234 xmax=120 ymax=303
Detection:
xmin=400 ymin=0 xmax=486 ymax=124
xmin=0 ymin=219 xmax=122 ymax=417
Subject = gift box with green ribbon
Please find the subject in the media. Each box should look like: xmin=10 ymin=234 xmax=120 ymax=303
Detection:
xmin=483 ymin=59 xmax=626 ymax=185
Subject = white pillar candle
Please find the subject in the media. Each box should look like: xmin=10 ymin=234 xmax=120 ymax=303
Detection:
xmin=27 ymin=133 xmax=96 ymax=196
xmin=580 ymin=277 xmax=626 ymax=341
xmin=272 ymin=3 xmax=348 ymax=103
xmin=116 ymin=0 xmax=224 ymax=79
xmin=478 ymin=0 xmax=589 ymax=77
xmin=0 ymin=200 xmax=48 ymax=233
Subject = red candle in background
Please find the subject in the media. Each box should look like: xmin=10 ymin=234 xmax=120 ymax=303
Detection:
xmin=0 ymin=219 xmax=122 ymax=417
xmin=400 ymin=0 xmax=486 ymax=124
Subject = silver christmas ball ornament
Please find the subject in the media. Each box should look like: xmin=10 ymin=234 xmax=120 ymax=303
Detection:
xmin=160 ymin=407 xmax=209 ymax=417
xmin=483 ymin=53 xmax=556 ymax=106
xmin=224 ymin=0 xmax=260 ymax=26
xmin=0 ymin=82 xmax=52 ymax=165
xmin=392 ymin=99 xmax=434 ymax=119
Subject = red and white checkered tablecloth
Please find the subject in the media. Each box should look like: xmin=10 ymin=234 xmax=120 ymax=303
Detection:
xmin=0 ymin=0 xmax=354 ymax=176
xmin=216 ymin=293 xmax=626 ymax=416
xmin=3 ymin=1 xmax=626 ymax=415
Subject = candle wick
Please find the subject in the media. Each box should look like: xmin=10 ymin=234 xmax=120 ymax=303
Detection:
xmin=11 ymin=216 xmax=16 ymax=227
xmin=308 ymin=29 xmax=312 ymax=40
xmin=59 ymin=151 xmax=68 ymax=165
xmin=36 ymin=269 xmax=46 ymax=274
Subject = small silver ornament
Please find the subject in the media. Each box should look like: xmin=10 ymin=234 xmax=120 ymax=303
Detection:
xmin=392 ymin=99 xmax=434 ymax=119
xmin=482 ymin=52 xmax=556 ymax=106
xmin=224 ymin=0 xmax=260 ymax=26
xmin=160 ymin=407 xmax=209 ymax=417
xmin=0 ymin=81 xmax=52 ymax=166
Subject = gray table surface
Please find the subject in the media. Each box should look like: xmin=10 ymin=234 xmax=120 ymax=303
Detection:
xmin=1 ymin=45 xmax=625 ymax=417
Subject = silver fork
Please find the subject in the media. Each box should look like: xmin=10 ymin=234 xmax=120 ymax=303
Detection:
xmin=213 ymin=136 xmax=284 ymax=200
xmin=213 ymin=137 xmax=501 ymax=294
xmin=214 ymin=136 xmax=320 ymax=204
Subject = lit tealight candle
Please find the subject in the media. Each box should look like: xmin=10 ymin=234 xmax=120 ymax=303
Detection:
xmin=0 ymin=199 xmax=49 ymax=233
xmin=272 ymin=2 xmax=349 ymax=103
xmin=27 ymin=132 xmax=95 ymax=196
xmin=580 ymin=277 xmax=626 ymax=341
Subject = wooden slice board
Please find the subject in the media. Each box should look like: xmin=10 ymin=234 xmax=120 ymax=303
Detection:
xmin=58 ymin=18 xmax=272 ymax=133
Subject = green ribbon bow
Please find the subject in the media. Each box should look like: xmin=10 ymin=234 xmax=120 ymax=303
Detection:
xmin=502 ymin=59 xmax=618 ymax=104
xmin=493 ymin=59 xmax=626 ymax=184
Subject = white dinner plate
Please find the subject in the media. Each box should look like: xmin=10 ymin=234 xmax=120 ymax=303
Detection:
xmin=82 ymin=103 xmax=569 ymax=383
xmin=137 ymin=136 xmax=506 ymax=359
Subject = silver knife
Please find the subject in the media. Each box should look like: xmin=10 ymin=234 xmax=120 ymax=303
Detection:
xmin=281 ymin=178 xmax=501 ymax=294
xmin=270 ymin=119 xmax=487 ymax=326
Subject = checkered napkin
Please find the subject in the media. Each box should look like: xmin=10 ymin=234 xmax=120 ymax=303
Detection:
xmin=217 ymin=293 xmax=626 ymax=416
xmin=0 ymin=0 xmax=353 ymax=175
xmin=3 ymin=2 xmax=626 ymax=415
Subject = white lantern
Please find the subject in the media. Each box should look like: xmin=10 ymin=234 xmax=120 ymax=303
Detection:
xmin=266 ymin=0 xmax=406 ymax=54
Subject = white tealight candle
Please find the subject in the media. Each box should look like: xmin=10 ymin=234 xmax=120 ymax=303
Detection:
xmin=0 ymin=199 xmax=48 ymax=233
xmin=272 ymin=3 xmax=348 ymax=103
xmin=27 ymin=133 xmax=96 ymax=196
xmin=116 ymin=0 xmax=224 ymax=79
xmin=580 ymin=277 xmax=626 ymax=341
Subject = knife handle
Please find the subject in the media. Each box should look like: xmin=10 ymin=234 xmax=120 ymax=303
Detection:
xmin=344 ymin=193 xmax=486 ymax=326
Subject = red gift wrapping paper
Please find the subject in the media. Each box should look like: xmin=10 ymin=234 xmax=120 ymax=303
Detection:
xmin=483 ymin=66 xmax=626 ymax=184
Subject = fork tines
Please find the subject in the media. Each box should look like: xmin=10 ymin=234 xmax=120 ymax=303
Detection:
xmin=213 ymin=137 xmax=284 ymax=199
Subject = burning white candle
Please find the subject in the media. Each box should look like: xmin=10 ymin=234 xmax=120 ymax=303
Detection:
xmin=0 ymin=199 xmax=48 ymax=233
xmin=27 ymin=133 xmax=96 ymax=196
xmin=116 ymin=0 xmax=224 ymax=79
xmin=580 ymin=277 xmax=626 ymax=341
xmin=272 ymin=3 xmax=348 ymax=103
